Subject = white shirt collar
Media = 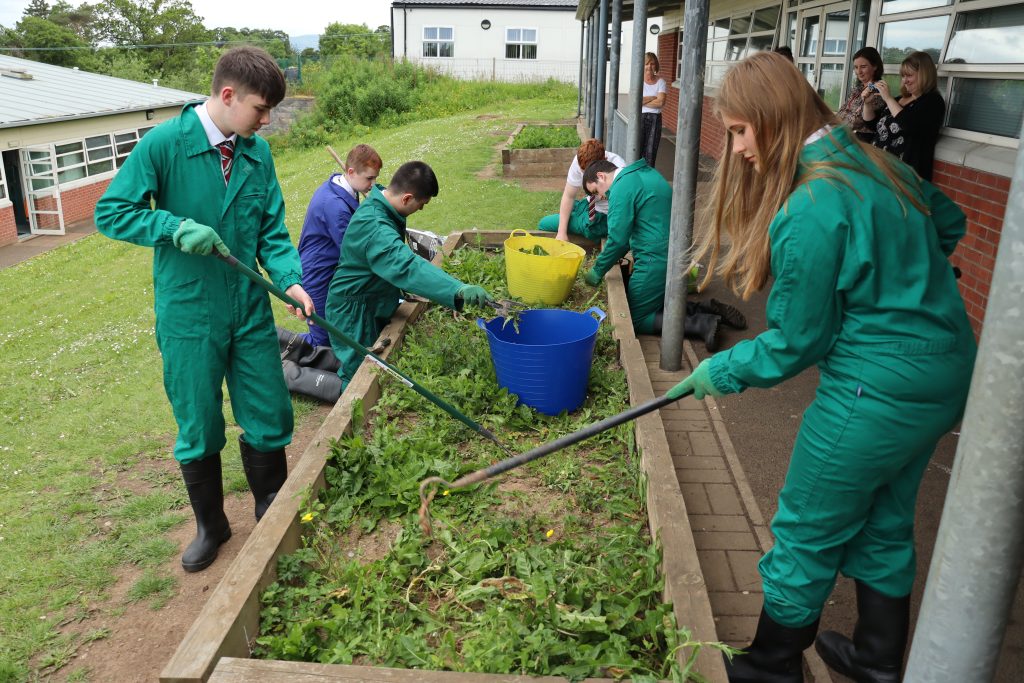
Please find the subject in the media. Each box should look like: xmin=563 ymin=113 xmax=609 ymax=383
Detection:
xmin=196 ymin=101 xmax=237 ymax=148
xmin=331 ymin=173 xmax=358 ymax=200
xmin=804 ymin=125 xmax=833 ymax=146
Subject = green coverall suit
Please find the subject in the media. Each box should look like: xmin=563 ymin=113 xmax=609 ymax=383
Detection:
xmin=589 ymin=160 xmax=672 ymax=334
xmin=325 ymin=185 xmax=464 ymax=388
xmin=95 ymin=103 xmax=301 ymax=464
xmin=704 ymin=127 xmax=976 ymax=628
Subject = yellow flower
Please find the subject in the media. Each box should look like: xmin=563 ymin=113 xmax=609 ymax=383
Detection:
xmin=546 ymin=529 xmax=555 ymax=538
xmin=301 ymin=512 xmax=314 ymax=522
xmin=442 ymin=490 xmax=450 ymax=496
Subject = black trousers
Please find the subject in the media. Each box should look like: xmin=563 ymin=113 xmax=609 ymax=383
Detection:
xmin=641 ymin=112 xmax=663 ymax=168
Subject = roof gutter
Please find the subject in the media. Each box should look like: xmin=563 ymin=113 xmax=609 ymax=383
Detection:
xmin=0 ymin=100 xmax=200 ymax=130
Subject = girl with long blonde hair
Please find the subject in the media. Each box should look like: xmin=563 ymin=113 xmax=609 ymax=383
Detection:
xmin=668 ymin=52 xmax=975 ymax=683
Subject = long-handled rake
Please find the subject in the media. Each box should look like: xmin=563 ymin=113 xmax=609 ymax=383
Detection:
xmin=216 ymin=253 xmax=511 ymax=454
xmin=418 ymin=390 xmax=693 ymax=535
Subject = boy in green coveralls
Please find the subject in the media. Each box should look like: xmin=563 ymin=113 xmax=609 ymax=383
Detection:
xmin=580 ymin=158 xmax=723 ymax=349
xmin=325 ymin=161 xmax=492 ymax=390
xmin=95 ymin=47 xmax=314 ymax=573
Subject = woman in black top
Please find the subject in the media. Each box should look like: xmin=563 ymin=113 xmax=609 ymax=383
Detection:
xmin=865 ymin=51 xmax=944 ymax=181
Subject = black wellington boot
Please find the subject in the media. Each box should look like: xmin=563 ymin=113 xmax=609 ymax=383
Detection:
xmin=282 ymin=359 xmax=343 ymax=403
xmin=179 ymin=453 xmax=232 ymax=573
xmin=239 ymin=435 xmax=288 ymax=521
xmin=814 ymin=581 xmax=910 ymax=683
xmin=699 ymin=298 xmax=748 ymax=330
xmin=686 ymin=311 xmax=721 ymax=352
xmin=726 ymin=608 xmax=819 ymax=683
xmin=295 ymin=344 xmax=341 ymax=373
xmin=276 ymin=326 xmax=315 ymax=365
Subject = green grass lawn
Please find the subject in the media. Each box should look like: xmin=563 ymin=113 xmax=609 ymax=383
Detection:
xmin=0 ymin=87 xmax=576 ymax=682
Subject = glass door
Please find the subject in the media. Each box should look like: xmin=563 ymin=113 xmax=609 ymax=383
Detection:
xmin=796 ymin=2 xmax=854 ymax=111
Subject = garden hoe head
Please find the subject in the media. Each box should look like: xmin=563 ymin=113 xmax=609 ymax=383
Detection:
xmin=417 ymin=390 xmax=692 ymax=536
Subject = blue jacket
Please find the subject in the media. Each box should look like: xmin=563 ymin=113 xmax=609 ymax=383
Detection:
xmin=297 ymin=174 xmax=360 ymax=307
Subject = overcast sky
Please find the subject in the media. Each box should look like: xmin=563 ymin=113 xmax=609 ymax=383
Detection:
xmin=0 ymin=0 xmax=394 ymax=38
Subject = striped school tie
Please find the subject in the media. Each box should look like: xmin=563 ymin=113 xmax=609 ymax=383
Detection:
xmin=217 ymin=140 xmax=234 ymax=185
xmin=588 ymin=194 xmax=597 ymax=222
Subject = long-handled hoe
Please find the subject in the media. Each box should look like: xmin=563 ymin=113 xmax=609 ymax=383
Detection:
xmin=418 ymin=389 xmax=694 ymax=535
xmin=216 ymin=253 xmax=511 ymax=454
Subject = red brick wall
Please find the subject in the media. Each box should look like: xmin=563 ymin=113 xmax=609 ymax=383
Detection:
xmin=58 ymin=178 xmax=112 ymax=225
xmin=934 ymin=162 xmax=1008 ymax=337
xmin=0 ymin=205 xmax=15 ymax=247
xmin=26 ymin=178 xmax=112 ymax=232
xmin=660 ymin=32 xmax=679 ymax=129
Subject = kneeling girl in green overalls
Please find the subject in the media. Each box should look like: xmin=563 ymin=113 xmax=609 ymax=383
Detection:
xmin=668 ymin=52 xmax=975 ymax=682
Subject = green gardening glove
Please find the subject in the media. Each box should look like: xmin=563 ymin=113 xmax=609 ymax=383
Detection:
xmin=173 ymin=218 xmax=230 ymax=256
xmin=583 ymin=269 xmax=602 ymax=287
xmin=666 ymin=358 xmax=725 ymax=400
xmin=457 ymin=284 xmax=493 ymax=307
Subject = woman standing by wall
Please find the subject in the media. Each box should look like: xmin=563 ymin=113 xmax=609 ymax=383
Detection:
xmin=866 ymin=51 xmax=945 ymax=181
xmin=641 ymin=52 xmax=667 ymax=168
xmin=836 ymin=47 xmax=886 ymax=141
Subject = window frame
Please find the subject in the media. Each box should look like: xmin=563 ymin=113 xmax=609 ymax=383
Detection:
xmin=698 ymin=2 xmax=783 ymax=87
xmin=505 ymin=26 xmax=539 ymax=60
xmin=422 ymin=25 xmax=455 ymax=58
xmin=874 ymin=0 xmax=1023 ymax=146
xmin=0 ymin=158 xmax=7 ymax=203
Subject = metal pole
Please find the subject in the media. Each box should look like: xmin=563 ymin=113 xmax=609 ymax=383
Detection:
xmin=626 ymin=0 xmax=649 ymax=163
xmin=594 ymin=0 xmax=609 ymax=141
xmin=587 ymin=19 xmax=597 ymax=130
xmin=659 ymin=0 xmax=710 ymax=371
xmin=903 ymin=123 xmax=1024 ymax=683
xmin=577 ymin=20 xmax=585 ymax=118
xmin=606 ymin=0 xmax=623 ymax=150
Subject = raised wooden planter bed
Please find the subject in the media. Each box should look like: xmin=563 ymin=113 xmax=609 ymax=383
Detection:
xmin=161 ymin=230 xmax=725 ymax=683
xmin=501 ymin=123 xmax=587 ymax=178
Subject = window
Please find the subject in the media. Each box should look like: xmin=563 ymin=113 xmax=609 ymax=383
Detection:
xmin=0 ymin=163 xmax=7 ymax=202
xmin=703 ymin=4 xmax=781 ymax=86
xmin=506 ymin=27 xmax=538 ymax=59
xmin=877 ymin=0 xmax=1024 ymax=143
xmin=423 ymin=26 xmax=453 ymax=58
xmin=85 ymin=134 xmax=114 ymax=176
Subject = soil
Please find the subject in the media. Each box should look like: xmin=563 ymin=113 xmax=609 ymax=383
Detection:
xmin=47 ymin=402 xmax=333 ymax=683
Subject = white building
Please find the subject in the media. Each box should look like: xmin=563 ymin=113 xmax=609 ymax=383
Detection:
xmin=391 ymin=0 xmax=660 ymax=90
xmin=0 ymin=55 xmax=200 ymax=246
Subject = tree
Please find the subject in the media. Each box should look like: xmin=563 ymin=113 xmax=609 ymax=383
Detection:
xmin=48 ymin=1 xmax=99 ymax=43
xmin=24 ymin=0 xmax=51 ymax=18
xmin=319 ymin=22 xmax=388 ymax=60
xmin=211 ymin=26 xmax=292 ymax=59
xmin=13 ymin=15 xmax=90 ymax=67
xmin=92 ymin=0 xmax=211 ymax=75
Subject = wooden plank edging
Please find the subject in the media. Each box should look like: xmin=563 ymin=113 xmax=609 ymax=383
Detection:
xmin=603 ymin=268 xmax=728 ymax=682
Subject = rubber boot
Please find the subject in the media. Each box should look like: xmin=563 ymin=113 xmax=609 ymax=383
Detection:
xmin=688 ymin=311 xmax=721 ymax=352
xmin=276 ymin=326 xmax=315 ymax=365
xmin=239 ymin=436 xmax=288 ymax=521
xmin=282 ymin=359 xmax=343 ymax=403
xmin=814 ymin=581 xmax=910 ymax=683
xmin=295 ymin=344 xmax=341 ymax=373
xmin=179 ymin=453 xmax=232 ymax=573
xmin=726 ymin=608 xmax=819 ymax=683
xmin=699 ymin=298 xmax=748 ymax=330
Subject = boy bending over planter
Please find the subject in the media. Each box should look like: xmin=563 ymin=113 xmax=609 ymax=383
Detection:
xmin=325 ymin=161 xmax=493 ymax=390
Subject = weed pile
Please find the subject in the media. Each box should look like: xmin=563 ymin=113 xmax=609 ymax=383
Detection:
xmin=255 ymin=247 xmax=721 ymax=681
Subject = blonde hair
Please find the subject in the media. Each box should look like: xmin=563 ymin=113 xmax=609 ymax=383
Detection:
xmin=900 ymin=51 xmax=937 ymax=98
xmin=696 ymin=52 xmax=926 ymax=299
xmin=645 ymin=52 xmax=660 ymax=73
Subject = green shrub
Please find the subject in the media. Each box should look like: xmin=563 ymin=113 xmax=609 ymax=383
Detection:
xmin=510 ymin=125 xmax=580 ymax=150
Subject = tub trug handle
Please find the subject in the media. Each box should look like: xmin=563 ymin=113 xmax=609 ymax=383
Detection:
xmin=585 ymin=307 xmax=607 ymax=323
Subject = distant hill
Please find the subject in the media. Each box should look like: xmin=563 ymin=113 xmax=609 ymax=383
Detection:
xmin=290 ymin=34 xmax=320 ymax=51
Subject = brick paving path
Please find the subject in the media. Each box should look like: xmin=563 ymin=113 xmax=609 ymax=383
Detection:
xmin=639 ymin=335 xmax=834 ymax=682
